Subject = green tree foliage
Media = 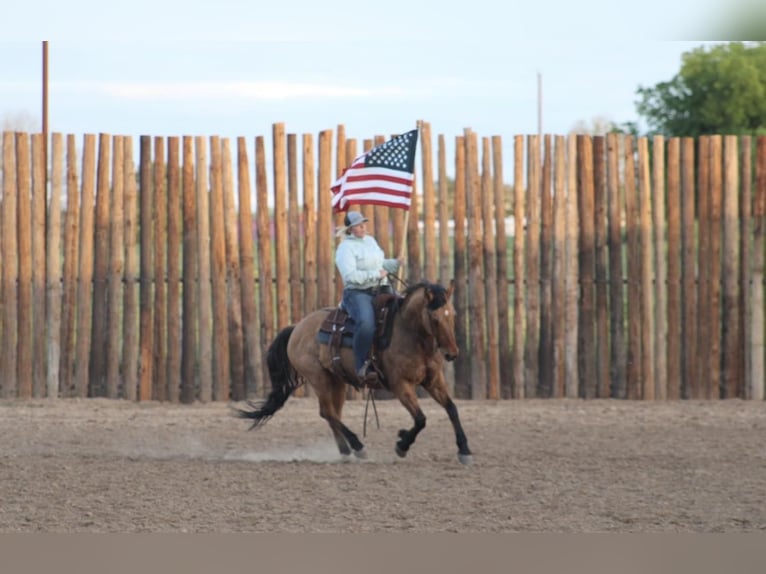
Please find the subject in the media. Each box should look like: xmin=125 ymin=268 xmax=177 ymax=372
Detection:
xmin=636 ymin=42 xmax=766 ymax=137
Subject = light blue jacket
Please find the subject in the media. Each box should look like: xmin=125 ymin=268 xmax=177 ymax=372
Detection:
xmin=335 ymin=235 xmax=400 ymax=290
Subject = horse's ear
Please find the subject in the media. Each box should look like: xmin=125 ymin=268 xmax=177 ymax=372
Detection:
xmin=446 ymin=279 xmax=455 ymax=299
xmin=424 ymin=285 xmax=435 ymax=304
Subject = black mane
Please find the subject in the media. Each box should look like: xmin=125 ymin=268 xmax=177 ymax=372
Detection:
xmin=402 ymin=281 xmax=448 ymax=310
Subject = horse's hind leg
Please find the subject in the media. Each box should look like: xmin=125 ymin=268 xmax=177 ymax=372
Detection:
xmin=317 ymin=376 xmax=366 ymax=459
xmin=331 ymin=380 xmax=367 ymax=459
xmin=423 ymin=373 xmax=473 ymax=465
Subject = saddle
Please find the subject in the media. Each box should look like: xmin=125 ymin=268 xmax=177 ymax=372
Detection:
xmin=317 ymin=291 xmax=401 ymax=389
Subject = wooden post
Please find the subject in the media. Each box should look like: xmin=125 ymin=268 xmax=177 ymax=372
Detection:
xmin=209 ymin=136 xmax=230 ymax=402
xmin=721 ymin=135 xmax=741 ymax=398
xmin=237 ymin=137 xmax=262 ymax=397
xmin=576 ymin=135 xmax=596 ymax=399
xmin=195 ymin=136 xmax=213 ymax=402
xmin=438 ymin=134 xmax=451 ymax=286
xmin=512 ymin=135 xmax=526 ymax=399
xmin=740 ymin=136 xmax=752 ymax=399
xmin=666 ymin=138 xmax=682 ymax=400
xmin=525 ymin=134 xmax=541 ymax=398
xmin=552 ymin=135 xmax=568 ymax=398
xmin=287 ymin=133 xmax=302 ymax=325
xmin=564 ymin=134 xmax=579 ymax=398
xmin=707 ymin=136 xmax=723 ymax=399
xmin=695 ymin=136 xmax=711 ymax=400
xmin=317 ymin=130 xmax=334 ymax=308
xmin=152 ymin=136 xmax=167 ymax=401
xmin=493 ymin=135 xmax=511 ymax=399
xmin=60 ymin=134 xmax=80 ymax=398
xmin=482 ymin=136 xmax=500 ymax=400
xmin=123 ymin=136 xmax=139 ymax=401
xmin=302 ymin=133 xmax=318 ymax=316
xmin=606 ymin=133 xmax=626 ymax=399
xmin=453 ymin=136 xmax=469 ymax=399
xmin=74 ymin=133 xmax=96 ymax=398
xmin=593 ymin=136 xmax=610 ymax=398
xmin=539 ymin=134 xmax=554 ymax=397
xmin=301 ymin=133 xmax=317 ymax=399
xmin=465 ymin=129 xmax=486 ymax=399
xmin=90 ymin=133 xmax=111 ymax=397
xmin=16 ymin=133 xmax=33 ymax=399
xmin=273 ymin=123 xmax=290 ymax=330
xmin=31 ymin=133 xmax=47 ymax=398
xmin=421 ymin=122 xmax=437 ymax=282
xmin=438 ymin=134 xmax=456 ymax=394
xmin=222 ymin=138 xmax=245 ymax=401
xmin=46 ymin=133 xmax=64 ymax=399
xmin=680 ymin=137 xmax=697 ymax=399
xmin=138 ymin=135 xmax=155 ymax=402
xmin=255 ymin=135 xmax=274 ymax=386
xmin=181 ymin=136 xmax=199 ymax=404
xmin=638 ymin=137 xmax=655 ymax=400
xmin=624 ymin=136 xmax=642 ymax=400
xmin=106 ymin=136 xmax=125 ymax=399
xmin=751 ymin=137 xmax=766 ymax=400
xmin=652 ymin=136 xmax=667 ymax=400
xmin=166 ymin=137 xmax=182 ymax=402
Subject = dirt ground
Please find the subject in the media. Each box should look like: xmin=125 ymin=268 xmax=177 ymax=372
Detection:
xmin=1 ymin=396 xmax=765 ymax=533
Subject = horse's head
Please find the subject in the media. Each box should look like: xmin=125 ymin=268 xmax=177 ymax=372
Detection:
xmin=423 ymin=280 xmax=459 ymax=361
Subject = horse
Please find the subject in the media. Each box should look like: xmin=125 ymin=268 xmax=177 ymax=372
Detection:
xmin=234 ymin=281 xmax=473 ymax=464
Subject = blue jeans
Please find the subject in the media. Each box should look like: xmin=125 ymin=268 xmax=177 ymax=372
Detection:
xmin=342 ymin=288 xmax=375 ymax=371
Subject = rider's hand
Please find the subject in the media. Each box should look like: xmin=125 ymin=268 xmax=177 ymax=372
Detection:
xmin=379 ymin=269 xmax=388 ymax=278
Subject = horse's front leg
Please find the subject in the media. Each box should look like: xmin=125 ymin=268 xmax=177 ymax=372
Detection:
xmin=423 ymin=372 xmax=473 ymax=465
xmin=392 ymin=383 xmax=426 ymax=458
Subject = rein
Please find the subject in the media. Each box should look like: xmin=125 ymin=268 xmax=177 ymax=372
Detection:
xmin=362 ymin=271 xmax=406 ymax=437
xmin=385 ymin=271 xmax=408 ymax=293
xmin=362 ymin=388 xmax=380 ymax=437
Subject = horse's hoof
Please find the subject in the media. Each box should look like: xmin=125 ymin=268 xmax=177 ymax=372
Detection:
xmin=458 ymin=453 xmax=474 ymax=465
xmin=395 ymin=445 xmax=407 ymax=458
xmin=353 ymin=447 xmax=368 ymax=460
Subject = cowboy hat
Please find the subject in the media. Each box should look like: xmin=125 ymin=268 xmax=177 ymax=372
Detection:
xmin=335 ymin=211 xmax=368 ymax=236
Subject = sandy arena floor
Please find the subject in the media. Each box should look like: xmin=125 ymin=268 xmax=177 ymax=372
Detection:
xmin=1 ymin=397 xmax=765 ymax=533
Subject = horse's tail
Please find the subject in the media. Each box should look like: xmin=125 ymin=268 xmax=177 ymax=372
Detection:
xmin=234 ymin=325 xmax=301 ymax=429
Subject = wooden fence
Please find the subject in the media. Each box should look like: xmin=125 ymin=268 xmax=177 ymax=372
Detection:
xmin=0 ymin=126 xmax=764 ymax=402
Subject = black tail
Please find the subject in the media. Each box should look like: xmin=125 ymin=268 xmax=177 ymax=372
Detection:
xmin=234 ymin=325 xmax=301 ymax=429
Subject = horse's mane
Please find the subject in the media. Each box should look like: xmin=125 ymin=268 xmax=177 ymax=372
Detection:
xmin=401 ymin=281 xmax=449 ymax=310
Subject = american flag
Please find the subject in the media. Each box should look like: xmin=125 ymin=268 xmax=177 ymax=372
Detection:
xmin=331 ymin=129 xmax=418 ymax=212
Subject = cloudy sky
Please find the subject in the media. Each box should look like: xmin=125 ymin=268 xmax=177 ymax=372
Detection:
xmin=3 ymin=0 xmax=739 ymax=146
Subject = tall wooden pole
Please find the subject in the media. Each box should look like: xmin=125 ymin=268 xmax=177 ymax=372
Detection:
xmin=537 ymin=72 xmax=543 ymax=138
xmin=42 ymin=41 xmax=49 ymax=187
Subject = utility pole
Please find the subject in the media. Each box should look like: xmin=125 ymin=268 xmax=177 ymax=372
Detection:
xmin=537 ymin=71 xmax=543 ymax=137
xmin=42 ymin=41 xmax=49 ymax=177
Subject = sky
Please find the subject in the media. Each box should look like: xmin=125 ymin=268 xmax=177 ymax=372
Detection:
xmin=0 ymin=0 xmax=752 ymax=168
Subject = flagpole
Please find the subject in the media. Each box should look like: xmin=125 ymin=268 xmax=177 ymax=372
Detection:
xmin=398 ymin=210 xmax=410 ymax=263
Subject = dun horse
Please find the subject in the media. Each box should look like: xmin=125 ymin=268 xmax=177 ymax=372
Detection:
xmin=234 ymin=281 xmax=473 ymax=464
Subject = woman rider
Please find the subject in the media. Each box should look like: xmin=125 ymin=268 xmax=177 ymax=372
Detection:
xmin=334 ymin=211 xmax=403 ymax=386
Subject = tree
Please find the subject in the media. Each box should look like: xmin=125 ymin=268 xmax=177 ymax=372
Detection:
xmin=570 ymin=114 xmax=618 ymax=135
xmin=635 ymin=42 xmax=766 ymax=137
xmin=2 ymin=111 xmax=39 ymax=132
